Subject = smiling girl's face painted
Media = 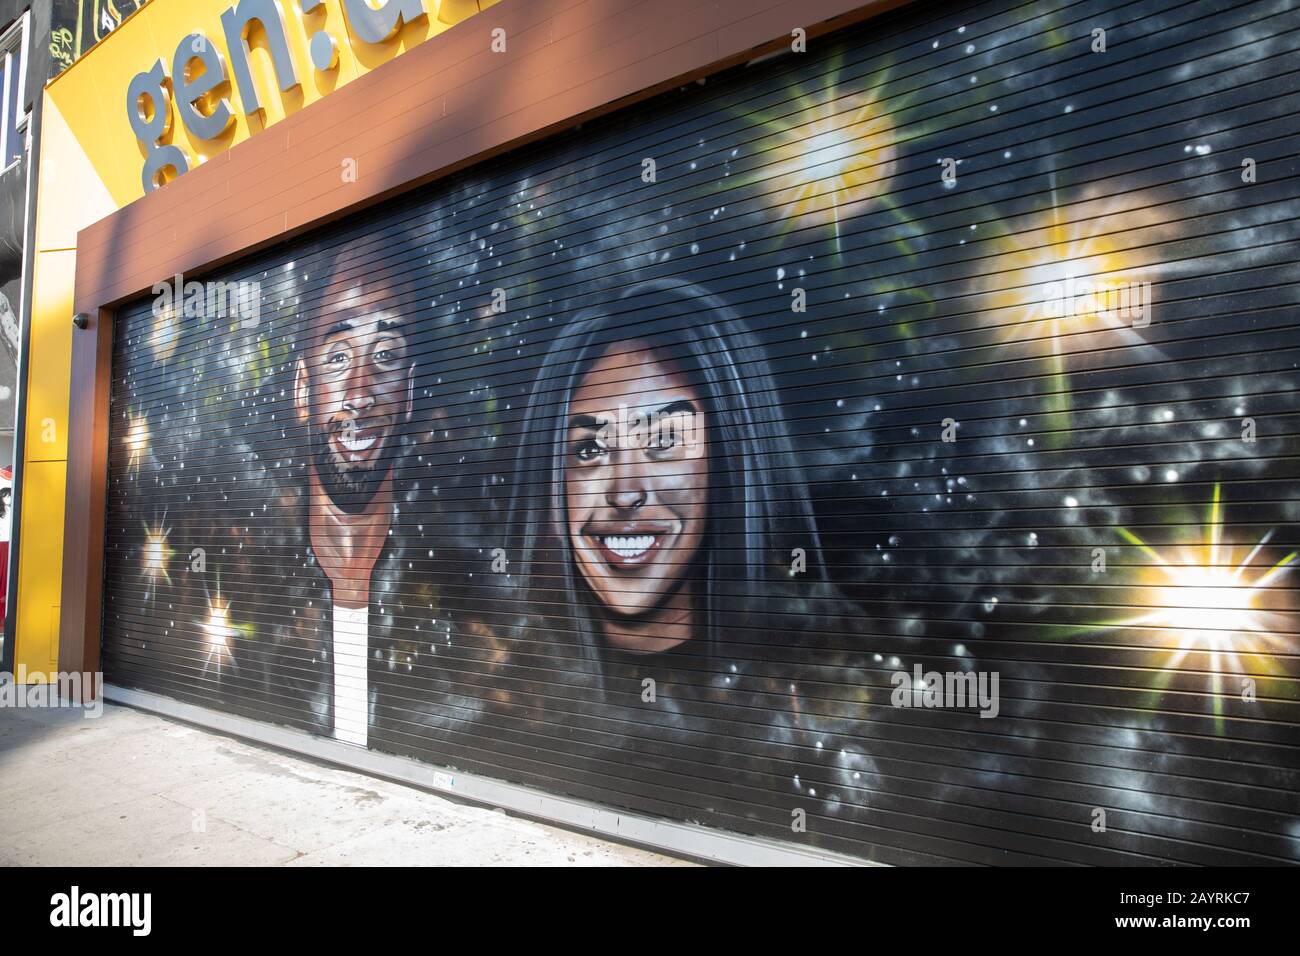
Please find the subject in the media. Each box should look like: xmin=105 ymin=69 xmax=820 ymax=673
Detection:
xmin=565 ymin=341 xmax=708 ymax=647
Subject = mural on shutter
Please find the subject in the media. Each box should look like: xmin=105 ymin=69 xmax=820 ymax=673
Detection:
xmin=101 ymin=0 xmax=1300 ymax=865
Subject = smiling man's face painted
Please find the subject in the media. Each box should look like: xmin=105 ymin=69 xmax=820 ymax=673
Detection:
xmin=295 ymin=290 xmax=413 ymax=513
xmin=565 ymin=341 xmax=709 ymax=642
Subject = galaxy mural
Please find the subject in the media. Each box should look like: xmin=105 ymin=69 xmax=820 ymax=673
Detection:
xmin=102 ymin=0 xmax=1300 ymax=865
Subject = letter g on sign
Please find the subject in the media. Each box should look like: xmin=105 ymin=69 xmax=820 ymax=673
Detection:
xmin=126 ymin=60 xmax=190 ymax=193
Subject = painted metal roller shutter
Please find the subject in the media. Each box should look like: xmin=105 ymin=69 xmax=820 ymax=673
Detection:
xmin=100 ymin=0 xmax=1300 ymax=865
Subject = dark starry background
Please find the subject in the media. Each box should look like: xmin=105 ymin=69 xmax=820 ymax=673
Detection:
xmin=101 ymin=0 xmax=1299 ymax=864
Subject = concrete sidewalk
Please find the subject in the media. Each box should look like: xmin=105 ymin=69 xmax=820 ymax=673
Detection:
xmin=0 ymin=702 xmax=692 ymax=866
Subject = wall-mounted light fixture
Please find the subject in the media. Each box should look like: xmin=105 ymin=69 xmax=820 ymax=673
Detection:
xmin=73 ymin=313 xmax=90 ymax=330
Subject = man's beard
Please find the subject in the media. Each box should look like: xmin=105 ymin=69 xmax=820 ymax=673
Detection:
xmin=311 ymin=424 xmax=390 ymax=514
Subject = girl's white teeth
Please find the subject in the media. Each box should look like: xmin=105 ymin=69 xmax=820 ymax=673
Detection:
xmin=602 ymin=534 xmax=655 ymax=558
xmin=339 ymin=431 xmax=378 ymax=453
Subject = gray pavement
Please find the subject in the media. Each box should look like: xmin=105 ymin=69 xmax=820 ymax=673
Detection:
xmin=0 ymin=701 xmax=692 ymax=866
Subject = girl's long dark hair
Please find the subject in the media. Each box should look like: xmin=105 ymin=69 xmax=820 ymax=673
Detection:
xmin=507 ymin=278 xmax=827 ymax=693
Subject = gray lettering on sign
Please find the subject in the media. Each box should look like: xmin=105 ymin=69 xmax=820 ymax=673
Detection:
xmin=221 ymin=0 xmax=301 ymax=117
xmin=172 ymin=33 xmax=234 ymax=141
xmin=125 ymin=60 xmax=189 ymax=193
xmin=342 ymin=0 xmax=428 ymax=45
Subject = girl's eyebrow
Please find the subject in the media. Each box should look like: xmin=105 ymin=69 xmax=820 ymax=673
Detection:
xmin=655 ymin=399 xmax=696 ymax=418
xmin=568 ymin=399 xmax=697 ymax=431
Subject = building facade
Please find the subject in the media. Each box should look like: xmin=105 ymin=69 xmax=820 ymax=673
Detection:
xmin=8 ymin=0 xmax=1300 ymax=865
xmin=1 ymin=0 xmax=145 ymax=645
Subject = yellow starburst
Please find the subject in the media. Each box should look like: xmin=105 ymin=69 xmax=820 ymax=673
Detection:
xmin=124 ymin=412 xmax=150 ymax=474
xmin=971 ymin=191 xmax=1168 ymax=441
xmin=140 ymin=524 xmax=172 ymax=586
xmin=982 ymin=192 xmax=1163 ymax=354
xmin=149 ymin=304 xmax=180 ymax=363
xmin=760 ymin=83 xmax=896 ymax=240
xmin=200 ymin=595 xmax=241 ymax=680
xmin=1116 ymin=485 xmax=1296 ymax=701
